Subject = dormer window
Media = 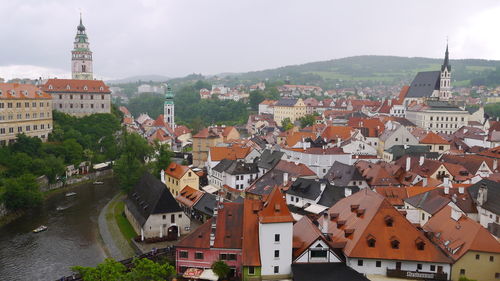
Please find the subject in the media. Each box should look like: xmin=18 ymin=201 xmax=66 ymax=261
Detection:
xmin=23 ymin=90 xmax=29 ymax=97
xmin=390 ymin=237 xmax=400 ymax=249
xmin=367 ymin=235 xmax=376 ymax=247
xmin=10 ymin=90 xmax=16 ymax=97
xmin=99 ymin=86 xmax=104 ymax=91
xmin=350 ymin=204 xmax=360 ymax=212
xmin=83 ymin=85 xmax=88 ymax=91
xmin=329 ymin=213 xmax=339 ymax=221
xmin=356 ymin=209 xmax=365 ymax=217
xmin=66 ymin=85 xmax=71 ymax=90
xmin=344 ymin=229 xmax=354 ymax=238
xmin=336 ymin=220 xmax=346 ymax=228
xmin=48 ymin=85 xmax=53 ymax=90
xmin=415 ymin=238 xmax=425 ymax=250
xmin=384 ymin=215 xmax=394 ymax=227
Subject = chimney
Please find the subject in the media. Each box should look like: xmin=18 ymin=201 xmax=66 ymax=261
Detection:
xmin=443 ymin=177 xmax=450 ymax=188
xmin=494 ymin=160 xmax=498 ymax=172
xmin=337 ymin=137 xmax=341 ymax=147
xmin=160 ymin=169 xmax=165 ymax=184
xmin=478 ymin=183 xmax=488 ymax=205
xmin=283 ymin=172 xmax=289 ymax=185
xmin=444 ymin=186 xmax=449 ymax=194
xmin=419 ymin=155 xmax=424 ymax=166
xmin=320 ymin=182 xmax=326 ymax=192
xmin=388 ymin=99 xmax=392 ymax=106
xmin=404 ymin=144 xmax=409 ymax=149
xmin=344 ymin=188 xmax=352 ymax=197
xmin=322 ymin=212 xmax=329 ymax=234
xmin=406 ymin=157 xmax=411 ymax=172
xmin=463 ymin=128 xmax=468 ymax=134
xmin=422 ymin=177 xmax=428 ymax=187
xmin=458 ymin=187 xmax=464 ymax=194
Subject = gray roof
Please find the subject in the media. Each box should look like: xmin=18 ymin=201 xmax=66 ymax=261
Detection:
xmin=192 ymin=192 xmax=216 ymax=217
xmin=404 ymin=190 xmax=451 ymax=215
xmin=317 ymin=185 xmax=360 ymax=208
xmin=256 ymin=149 xmax=284 ymax=170
xmin=275 ymin=98 xmax=298 ymax=106
xmin=384 ymin=145 xmax=438 ymax=161
xmin=324 ymin=161 xmax=364 ymax=186
xmin=406 ymin=71 xmax=440 ymax=98
xmin=292 ymin=263 xmax=369 ymax=281
xmin=124 ymin=172 xmax=182 ymax=227
xmin=468 ymin=179 xmax=500 ymax=215
xmin=287 ymin=178 xmax=329 ymax=201
xmin=213 ymin=159 xmax=259 ymax=175
xmin=427 ymin=100 xmax=464 ymax=112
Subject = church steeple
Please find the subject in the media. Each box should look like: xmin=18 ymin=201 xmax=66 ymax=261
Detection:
xmin=164 ymin=84 xmax=175 ymax=129
xmin=72 ymin=14 xmax=93 ymax=80
xmin=441 ymin=43 xmax=451 ymax=72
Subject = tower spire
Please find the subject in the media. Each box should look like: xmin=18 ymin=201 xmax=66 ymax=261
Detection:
xmin=441 ymin=41 xmax=450 ymax=72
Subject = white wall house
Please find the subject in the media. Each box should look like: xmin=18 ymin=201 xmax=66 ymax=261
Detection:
xmin=281 ymin=148 xmax=351 ymax=178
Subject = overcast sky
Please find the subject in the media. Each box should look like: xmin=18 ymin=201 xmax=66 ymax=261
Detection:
xmin=1 ymin=0 xmax=500 ymax=80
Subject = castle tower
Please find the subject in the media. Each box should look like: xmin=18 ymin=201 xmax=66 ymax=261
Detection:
xmin=164 ymin=84 xmax=175 ymax=129
xmin=439 ymin=43 xmax=451 ymax=100
xmin=71 ymin=14 xmax=93 ymax=80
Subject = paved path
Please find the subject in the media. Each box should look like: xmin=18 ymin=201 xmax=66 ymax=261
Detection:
xmin=97 ymin=194 xmax=135 ymax=260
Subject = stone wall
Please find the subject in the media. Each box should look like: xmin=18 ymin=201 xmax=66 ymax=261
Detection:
xmin=39 ymin=169 xmax=113 ymax=192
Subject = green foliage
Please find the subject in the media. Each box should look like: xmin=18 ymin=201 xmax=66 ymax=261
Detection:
xmin=114 ymin=131 xmax=152 ymax=191
xmin=281 ymin=118 xmax=294 ymax=131
xmin=299 ymin=114 xmax=316 ymax=128
xmin=63 ymin=139 xmax=84 ymax=165
xmin=3 ymin=174 xmax=42 ymax=211
xmin=485 ymin=102 xmax=500 ymax=118
xmin=127 ymin=92 xmax=165 ymax=119
xmin=11 ymin=133 xmax=42 ymax=156
xmin=152 ymin=143 xmax=173 ymax=178
xmin=72 ymin=258 xmax=175 ymax=281
xmin=211 ymin=260 xmax=230 ymax=280
xmin=249 ymin=90 xmax=266 ymax=110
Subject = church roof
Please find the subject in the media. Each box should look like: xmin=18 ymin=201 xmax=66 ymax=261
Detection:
xmin=42 ymin=79 xmax=110 ymax=93
xmin=406 ymin=71 xmax=441 ymax=98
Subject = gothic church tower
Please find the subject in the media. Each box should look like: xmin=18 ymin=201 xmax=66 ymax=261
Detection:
xmin=164 ymin=84 xmax=175 ymax=129
xmin=439 ymin=44 xmax=451 ymax=100
xmin=72 ymin=14 xmax=93 ymax=80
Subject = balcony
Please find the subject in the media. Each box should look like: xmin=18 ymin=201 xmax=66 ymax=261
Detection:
xmin=386 ymin=269 xmax=447 ymax=280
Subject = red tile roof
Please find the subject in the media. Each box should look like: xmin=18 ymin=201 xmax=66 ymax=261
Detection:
xmin=165 ymin=162 xmax=190 ymax=179
xmin=176 ymin=185 xmax=203 ymax=208
xmin=242 ymin=199 xmax=262 ymax=266
xmin=420 ymin=132 xmax=449 ymax=145
xmin=42 ymin=79 xmax=110 ymax=93
xmin=259 ymin=187 xmax=294 ymax=224
xmin=423 ymin=206 xmax=500 ymax=261
xmin=0 ymin=83 xmax=52 ymax=99
xmin=319 ymin=189 xmax=452 ymax=263
xmin=321 ymin=126 xmax=353 ymax=141
xmin=209 ymin=145 xmax=251 ymax=162
xmin=174 ymin=125 xmax=192 ymax=137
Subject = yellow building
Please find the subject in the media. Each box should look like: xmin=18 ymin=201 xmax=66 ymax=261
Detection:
xmin=161 ymin=162 xmax=199 ymax=196
xmin=424 ymin=206 xmax=500 ymax=281
xmin=192 ymin=125 xmax=240 ymax=167
xmin=0 ymin=83 xmax=53 ymax=146
xmin=273 ymin=98 xmax=307 ymax=125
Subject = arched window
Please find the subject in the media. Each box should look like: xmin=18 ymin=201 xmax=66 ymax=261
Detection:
xmin=82 ymin=65 xmax=86 ymax=72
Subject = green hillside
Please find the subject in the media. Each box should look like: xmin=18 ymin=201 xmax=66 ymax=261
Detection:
xmin=231 ymin=56 xmax=500 ymax=89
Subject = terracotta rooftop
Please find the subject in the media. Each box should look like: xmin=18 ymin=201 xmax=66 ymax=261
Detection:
xmin=242 ymin=199 xmax=263 ymax=266
xmin=0 ymin=83 xmax=51 ymax=99
xmin=209 ymin=145 xmax=251 ymax=162
xmin=259 ymin=187 xmax=294 ymax=224
xmin=165 ymin=162 xmax=190 ymax=179
xmin=420 ymin=132 xmax=449 ymax=145
xmin=319 ymin=189 xmax=452 ymax=263
xmin=42 ymin=79 xmax=110 ymax=93
xmin=320 ymin=126 xmax=353 ymax=141
xmin=176 ymin=185 xmax=204 ymax=208
xmin=423 ymin=206 xmax=500 ymax=261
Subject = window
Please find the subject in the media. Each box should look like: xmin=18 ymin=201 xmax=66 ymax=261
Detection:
xmin=495 ymin=273 xmax=499 ymax=279
xmin=422 ymin=213 xmax=425 ymax=220
xmin=162 ymin=215 xmax=166 ymax=220
xmin=179 ymin=251 xmax=188 ymax=258
xmin=439 ymin=145 xmax=444 ymax=151
xmin=178 ymin=214 xmax=182 ymax=218
xmin=391 ymin=239 xmax=400 ymax=249
xmin=490 ymin=256 xmax=495 ymax=262
xmin=368 ymin=238 xmax=376 ymax=247
xmin=376 ymin=261 xmax=381 ymax=267
xmin=460 ymin=269 xmax=465 ymax=275
xmin=101 ymin=104 xmax=104 ymax=109
xmin=275 ymin=234 xmax=280 ymax=243
xmin=220 ymin=253 xmax=227 ymax=260
xmin=395 ymin=138 xmax=398 ymax=142
xmin=248 ymin=266 xmax=255 ymax=275
xmin=195 ymin=252 xmax=204 ymax=259
xmin=101 ymin=95 xmax=105 ymax=100
xmin=357 ymin=259 xmax=363 ymax=266
xmin=171 ymin=214 xmax=175 ymax=223
xmin=274 ymin=250 xmax=279 ymax=258
xmin=274 ymin=266 xmax=279 ymax=274
xmin=0 ymin=103 xmax=3 ymax=108
xmin=228 ymin=254 xmax=236 ymax=260
xmin=0 ymin=128 xmax=4 ymax=134
xmin=476 ymin=254 xmax=480 ymax=260
xmin=311 ymin=249 xmax=327 ymax=258
xmin=417 ymin=264 xmax=422 ymax=270
xmin=430 ymin=265 xmax=436 ymax=271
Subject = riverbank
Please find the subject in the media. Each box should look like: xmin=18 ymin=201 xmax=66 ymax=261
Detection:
xmin=97 ymin=193 xmax=137 ymax=260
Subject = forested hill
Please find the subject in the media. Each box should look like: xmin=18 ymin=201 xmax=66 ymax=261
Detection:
xmin=230 ymin=55 xmax=500 ymax=88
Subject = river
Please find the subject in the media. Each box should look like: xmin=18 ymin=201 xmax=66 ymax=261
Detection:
xmin=0 ymin=179 xmax=119 ymax=281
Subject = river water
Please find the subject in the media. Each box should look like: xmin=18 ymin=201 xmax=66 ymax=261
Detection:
xmin=0 ymin=179 xmax=119 ymax=281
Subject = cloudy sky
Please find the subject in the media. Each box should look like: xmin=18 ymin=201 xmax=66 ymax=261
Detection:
xmin=1 ymin=0 xmax=500 ymax=80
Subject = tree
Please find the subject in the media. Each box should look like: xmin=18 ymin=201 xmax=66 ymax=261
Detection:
xmin=11 ymin=133 xmax=42 ymax=156
xmin=211 ymin=260 xmax=230 ymax=280
xmin=8 ymin=152 xmax=32 ymax=177
xmin=249 ymin=90 xmax=265 ymax=110
xmin=126 ymin=258 xmax=176 ymax=281
xmin=299 ymin=114 xmax=316 ymax=128
xmin=63 ymin=139 xmax=84 ymax=165
xmin=43 ymin=155 xmax=65 ymax=183
xmin=459 ymin=277 xmax=478 ymax=281
xmin=281 ymin=118 xmax=294 ymax=131
xmin=152 ymin=143 xmax=173 ymax=178
xmin=3 ymin=174 xmax=42 ymax=211
xmin=114 ymin=131 xmax=152 ymax=191
xmin=72 ymin=258 xmax=127 ymax=281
